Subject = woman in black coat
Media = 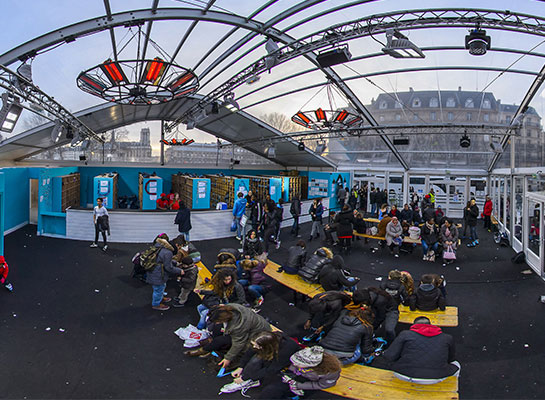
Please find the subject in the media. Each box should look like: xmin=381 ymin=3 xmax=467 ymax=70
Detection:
xmin=334 ymin=205 xmax=355 ymax=254
xmin=174 ymin=201 xmax=192 ymax=241
xmin=319 ymin=255 xmax=359 ymax=291
xmin=466 ymin=198 xmax=480 ymax=247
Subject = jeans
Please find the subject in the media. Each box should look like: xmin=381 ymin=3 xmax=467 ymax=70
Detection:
xmin=179 ymin=231 xmax=190 ymax=242
xmin=197 ymin=304 xmax=209 ymax=330
xmin=311 ymin=221 xmax=325 ymax=238
xmin=470 ymin=225 xmax=478 ymax=242
xmin=291 ymin=216 xmax=299 ymax=236
xmin=235 ymin=217 xmax=242 ymax=238
xmin=239 ymin=279 xmax=264 ymax=300
xmin=152 ymin=283 xmax=166 ymax=307
xmin=383 ymin=309 xmax=399 ymax=344
xmin=371 ymin=203 xmax=377 ymax=215
xmin=342 ymin=344 xmax=362 ymax=365
xmin=422 ymin=240 xmax=439 ymax=255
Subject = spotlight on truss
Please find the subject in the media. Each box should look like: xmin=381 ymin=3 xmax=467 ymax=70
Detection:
xmin=382 ymin=29 xmax=425 ymax=59
xmin=0 ymin=93 xmax=23 ymax=134
xmin=460 ymin=134 xmax=471 ymax=148
xmin=465 ymin=27 xmax=491 ymax=56
xmin=223 ymin=92 xmax=240 ymax=112
xmin=490 ymin=136 xmax=503 ymax=153
xmin=315 ymin=141 xmax=327 ymax=154
xmin=266 ymin=145 xmax=276 ymax=159
xmin=298 ymin=141 xmax=305 ymax=151
xmin=264 ymin=39 xmax=280 ymax=71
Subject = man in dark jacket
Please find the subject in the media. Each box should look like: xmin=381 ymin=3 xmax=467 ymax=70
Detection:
xmin=281 ymin=240 xmax=307 ymax=274
xmin=172 ymin=256 xmax=198 ymax=307
xmin=409 ymin=275 xmax=446 ymax=311
xmin=384 ymin=316 xmax=460 ymax=384
xmin=146 ymin=234 xmax=183 ymax=311
xmin=290 ymin=195 xmax=302 ymax=237
xmin=399 ymin=204 xmax=414 ymax=224
xmin=174 ymin=201 xmax=192 ymax=242
xmin=370 ymin=188 xmax=378 ymax=216
xmin=353 ymin=287 xmax=398 ymax=344
xmin=358 ymin=184 xmax=368 ymax=213
xmin=298 ymin=247 xmax=333 ymax=283
xmin=319 ymin=255 xmax=359 ymax=291
xmin=334 ymin=205 xmax=355 ymax=254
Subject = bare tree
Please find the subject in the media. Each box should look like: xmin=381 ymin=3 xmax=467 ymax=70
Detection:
xmin=259 ymin=112 xmax=300 ymax=133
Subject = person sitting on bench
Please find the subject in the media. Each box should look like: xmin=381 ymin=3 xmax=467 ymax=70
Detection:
xmin=259 ymin=346 xmax=342 ymax=398
xmin=323 ymin=210 xmax=338 ymax=246
xmin=279 ymin=240 xmax=307 ymax=274
xmin=298 ymin=247 xmax=333 ymax=283
xmin=385 ymin=217 xmax=403 ymax=258
xmin=318 ymin=255 xmax=360 ymax=291
xmin=353 ymin=287 xmax=398 ymax=344
xmin=383 ymin=316 xmax=460 ymax=384
xmin=380 ymin=269 xmax=410 ymax=306
xmin=303 ymin=291 xmax=352 ymax=342
xmin=320 ymin=306 xmax=375 ymax=365
xmin=376 ymin=215 xmax=392 ymax=247
xmin=421 ymin=218 xmax=440 ymax=261
xmin=243 ymin=229 xmax=264 ymax=260
xmin=409 ymin=274 xmax=446 ymax=311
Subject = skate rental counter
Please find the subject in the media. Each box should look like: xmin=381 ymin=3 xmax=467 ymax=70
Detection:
xmin=64 ymin=198 xmax=329 ymax=243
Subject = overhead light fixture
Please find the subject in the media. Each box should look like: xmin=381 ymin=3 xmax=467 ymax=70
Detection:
xmin=80 ymin=139 xmax=91 ymax=151
xmin=264 ymin=39 xmax=280 ymax=71
xmin=50 ymin=120 xmax=63 ymax=143
xmin=186 ymin=118 xmax=196 ymax=130
xmin=70 ymin=130 xmax=81 ymax=147
xmin=460 ymin=134 xmax=471 ymax=148
xmin=490 ymin=136 xmax=503 ymax=153
xmin=223 ymin=93 xmax=240 ymax=112
xmin=141 ymin=57 xmax=166 ymax=84
xmin=194 ymin=109 xmax=208 ymax=123
xmin=316 ymin=45 xmax=352 ymax=68
xmin=246 ymin=74 xmax=261 ymax=85
xmin=465 ymin=27 xmax=491 ymax=56
xmin=99 ymin=59 xmax=128 ymax=85
xmin=0 ymin=93 xmax=23 ymax=133
xmin=382 ymin=29 xmax=425 ymax=59
xmin=315 ymin=141 xmax=327 ymax=153
xmin=65 ymin=126 xmax=74 ymax=140
xmin=298 ymin=141 xmax=305 ymax=151
xmin=210 ymin=101 xmax=220 ymax=114
xmin=266 ymin=145 xmax=276 ymax=159
xmin=393 ymin=136 xmax=410 ymax=145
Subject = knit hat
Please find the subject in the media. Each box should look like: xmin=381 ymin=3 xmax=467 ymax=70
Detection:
xmin=181 ymin=256 xmax=194 ymax=265
xmin=290 ymin=346 xmax=324 ymax=368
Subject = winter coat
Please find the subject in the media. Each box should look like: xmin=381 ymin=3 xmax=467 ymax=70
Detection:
xmin=247 ymin=261 xmax=267 ymax=286
xmin=384 ymin=324 xmax=457 ymax=379
xmin=214 ymin=251 xmax=238 ymax=271
xmin=380 ymin=279 xmax=409 ymax=306
xmin=334 ymin=209 xmax=355 ymax=237
xmin=400 ymin=208 xmax=414 ymax=223
xmin=97 ymin=215 xmax=110 ymax=234
xmin=385 ymin=220 xmax=403 ymax=246
xmin=240 ymin=333 xmax=301 ymax=382
xmin=483 ymin=200 xmax=493 ymax=216
xmin=146 ymin=239 xmax=182 ymax=286
xmin=307 ymin=291 xmax=352 ymax=330
xmin=285 ymin=245 xmax=307 ymax=273
xmin=378 ymin=191 xmax=388 ymax=205
xmin=286 ymin=353 xmax=341 ymax=390
xmin=180 ymin=264 xmax=198 ymax=290
xmin=467 ymin=204 xmax=479 ymax=227
xmin=320 ymin=309 xmax=374 ymax=356
xmin=422 ymin=207 xmax=436 ymax=223
xmin=298 ymin=247 xmax=333 ymax=283
xmin=309 ymin=202 xmax=324 ymax=222
xmin=262 ymin=210 xmax=278 ymax=230
xmin=370 ymin=190 xmax=377 ymax=204
xmin=222 ymin=303 xmax=272 ymax=361
xmin=353 ymin=217 xmax=367 ymax=234
xmin=250 ymin=201 xmax=262 ymax=226
xmin=200 ymin=282 xmax=246 ymax=308
xmin=174 ymin=206 xmax=192 ymax=233
xmin=409 ymin=283 xmax=446 ymax=311
xmin=377 ymin=216 xmax=392 ymax=237
xmin=337 ymin=187 xmax=347 ymax=201
xmin=290 ymin=198 xmax=301 ymax=217
xmin=319 ymin=256 xmax=359 ymax=291
xmin=368 ymin=289 xmax=398 ymax=328
xmin=233 ymin=197 xmax=247 ymax=218
xmin=441 ymin=225 xmax=459 ymax=250
xmin=243 ymin=236 xmax=264 ymax=259
xmin=0 ymin=262 xmax=8 ymax=283
xmin=421 ymin=223 xmax=440 ymax=245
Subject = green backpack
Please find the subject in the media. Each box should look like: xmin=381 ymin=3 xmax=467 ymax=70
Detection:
xmin=139 ymin=246 xmax=162 ymax=271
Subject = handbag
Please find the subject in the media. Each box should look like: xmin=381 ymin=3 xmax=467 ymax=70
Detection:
xmin=393 ymin=237 xmax=403 ymax=246
xmin=443 ymin=245 xmax=456 ymax=260
xmin=230 ymin=220 xmax=237 ymax=232
xmin=240 ymin=215 xmax=248 ymax=227
xmin=408 ymin=226 xmax=420 ymax=240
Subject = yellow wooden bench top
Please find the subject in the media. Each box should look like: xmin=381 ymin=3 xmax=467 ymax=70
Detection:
xmin=264 ymin=261 xmax=458 ymax=327
xmin=353 ymin=230 xmax=422 ymax=245
xmin=325 ymin=363 xmax=459 ymax=399
xmin=364 ymin=217 xmax=381 ymax=224
xmin=195 ymin=261 xmax=213 ymax=297
xmin=491 ymin=215 xmax=499 ymax=225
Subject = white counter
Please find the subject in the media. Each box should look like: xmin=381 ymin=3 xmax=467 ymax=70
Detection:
xmin=65 ymin=198 xmax=329 ymax=243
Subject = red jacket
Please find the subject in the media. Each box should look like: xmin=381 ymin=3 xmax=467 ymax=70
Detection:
xmin=483 ymin=200 xmax=493 ymax=216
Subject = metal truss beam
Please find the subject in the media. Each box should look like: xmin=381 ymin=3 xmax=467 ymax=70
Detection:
xmin=488 ymin=61 xmax=545 ymax=172
xmin=0 ymin=65 xmax=103 ymax=143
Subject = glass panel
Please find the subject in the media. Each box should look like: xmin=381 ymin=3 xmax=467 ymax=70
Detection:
xmin=506 ymin=178 xmax=511 ymax=232
xmin=499 ymin=178 xmax=505 ymax=223
xmin=388 ymin=173 xmax=403 ymax=207
xmin=528 ymin=200 xmax=540 ymax=257
xmin=449 ymin=181 xmax=466 ymax=218
xmin=514 ymin=177 xmax=523 ymax=242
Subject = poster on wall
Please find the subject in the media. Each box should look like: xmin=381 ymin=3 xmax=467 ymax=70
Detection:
xmin=309 ymin=178 xmax=329 ymax=198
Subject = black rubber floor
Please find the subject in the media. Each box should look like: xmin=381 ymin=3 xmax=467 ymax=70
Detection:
xmin=1 ymin=222 xmax=545 ymax=399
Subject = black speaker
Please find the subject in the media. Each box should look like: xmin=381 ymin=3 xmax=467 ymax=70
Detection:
xmin=393 ymin=137 xmax=410 ymax=145
xmin=316 ymin=46 xmax=352 ymax=68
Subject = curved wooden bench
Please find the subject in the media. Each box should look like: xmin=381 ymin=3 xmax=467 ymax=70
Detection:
xmin=264 ymin=261 xmax=458 ymax=327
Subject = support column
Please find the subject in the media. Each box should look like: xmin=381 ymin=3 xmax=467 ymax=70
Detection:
xmin=160 ymin=120 xmax=165 ymax=166
xmin=403 ymin=171 xmax=410 ymax=206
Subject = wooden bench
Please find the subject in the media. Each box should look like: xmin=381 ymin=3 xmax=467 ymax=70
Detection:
xmin=353 ymin=230 xmax=422 ymax=245
xmin=491 ymin=215 xmax=499 ymax=225
xmin=195 ymin=261 xmax=213 ymax=298
xmin=264 ymin=261 xmax=458 ymax=327
xmin=324 ymin=363 xmax=459 ymax=399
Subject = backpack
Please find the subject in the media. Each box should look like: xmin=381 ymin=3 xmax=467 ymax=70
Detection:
xmin=134 ymin=246 xmax=162 ymax=271
xmin=511 ymin=251 xmax=526 ymax=264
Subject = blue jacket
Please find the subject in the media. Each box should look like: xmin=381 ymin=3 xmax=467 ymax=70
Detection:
xmin=233 ymin=197 xmax=247 ymax=218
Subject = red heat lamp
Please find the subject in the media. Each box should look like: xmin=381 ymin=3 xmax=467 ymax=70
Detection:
xmin=77 ymin=58 xmax=199 ymax=105
xmin=292 ymin=108 xmax=363 ymax=131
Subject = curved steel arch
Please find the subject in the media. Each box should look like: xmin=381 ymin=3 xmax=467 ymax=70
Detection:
xmin=241 ymin=65 xmax=540 ymax=110
xmin=0 ymin=7 xmax=286 ymax=66
xmin=237 ymin=46 xmax=545 ymax=103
